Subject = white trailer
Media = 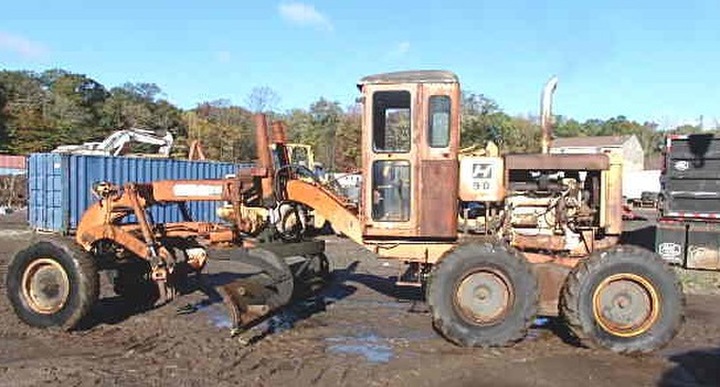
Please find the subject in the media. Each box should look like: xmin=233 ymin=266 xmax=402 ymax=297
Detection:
xmin=623 ymin=169 xmax=661 ymax=202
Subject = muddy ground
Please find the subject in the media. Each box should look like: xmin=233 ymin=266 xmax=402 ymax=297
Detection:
xmin=0 ymin=208 xmax=719 ymax=387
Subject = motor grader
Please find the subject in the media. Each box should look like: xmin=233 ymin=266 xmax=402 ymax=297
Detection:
xmin=5 ymin=70 xmax=682 ymax=353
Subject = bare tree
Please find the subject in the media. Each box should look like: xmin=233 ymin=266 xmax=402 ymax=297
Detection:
xmin=245 ymin=86 xmax=280 ymax=113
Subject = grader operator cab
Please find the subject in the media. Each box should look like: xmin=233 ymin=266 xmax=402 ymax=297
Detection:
xmin=6 ymin=70 xmax=682 ymax=354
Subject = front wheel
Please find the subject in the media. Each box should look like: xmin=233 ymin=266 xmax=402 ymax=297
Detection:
xmin=427 ymin=243 xmax=538 ymax=347
xmin=560 ymin=245 xmax=684 ymax=354
xmin=5 ymin=239 xmax=99 ymax=330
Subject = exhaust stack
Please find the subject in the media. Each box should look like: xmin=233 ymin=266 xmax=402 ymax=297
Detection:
xmin=540 ymin=76 xmax=559 ymax=154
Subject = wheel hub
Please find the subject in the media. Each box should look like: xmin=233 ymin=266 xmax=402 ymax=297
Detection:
xmin=592 ymin=273 xmax=660 ymax=337
xmin=21 ymin=258 xmax=70 ymax=314
xmin=455 ymin=269 xmax=513 ymax=325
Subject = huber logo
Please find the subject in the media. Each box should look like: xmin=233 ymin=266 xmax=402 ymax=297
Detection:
xmin=472 ymin=163 xmax=493 ymax=179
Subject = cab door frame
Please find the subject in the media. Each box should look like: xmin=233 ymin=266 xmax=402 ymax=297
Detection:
xmin=361 ymin=83 xmax=420 ymax=237
xmin=416 ymin=83 xmax=460 ymax=238
xmin=360 ymin=81 xmax=460 ymax=239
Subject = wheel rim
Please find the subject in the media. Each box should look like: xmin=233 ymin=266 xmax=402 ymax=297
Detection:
xmin=592 ymin=273 xmax=660 ymax=337
xmin=454 ymin=269 xmax=513 ymax=325
xmin=21 ymin=258 xmax=70 ymax=314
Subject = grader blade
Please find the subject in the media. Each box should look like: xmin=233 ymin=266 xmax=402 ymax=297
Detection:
xmin=208 ymin=241 xmax=327 ymax=333
xmin=219 ymin=277 xmax=275 ymax=331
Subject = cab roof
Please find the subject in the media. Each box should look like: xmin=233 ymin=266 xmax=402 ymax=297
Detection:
xmin=358 ymin=70 xmax=459 ymax=89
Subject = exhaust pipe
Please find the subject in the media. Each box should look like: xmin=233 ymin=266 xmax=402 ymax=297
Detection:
xmin=540 ymin=76 xmax=559 ymax=154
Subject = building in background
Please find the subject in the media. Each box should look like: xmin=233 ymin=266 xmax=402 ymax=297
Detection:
xmin=549 ymin=135 xmax=644 ymax=176
xmin=549 ymin=135 xmax=656 ymax=201
xmin=0 ymin=155 xmax=27 ymax=176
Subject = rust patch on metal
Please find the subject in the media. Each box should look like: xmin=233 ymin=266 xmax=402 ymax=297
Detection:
xmin=271 ymin=121 xmax=287 ymax=144
xmin=254 ymin=114 xmax=274 ymax=199
xmin=512 ymin=234 xmax=566 ymax=251
xmin=418 ymin=159 xmax=458 ymax=238
xmin=219 ymin=280 xmax=273 ymax=331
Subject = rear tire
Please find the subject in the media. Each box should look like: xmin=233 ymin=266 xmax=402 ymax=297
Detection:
xmin=427 ymin=243 xmax=538 ymax=347
xmin=5 ymin=239 xmax=99 ymax=330
xmin=560 ymin=245 xmax=684 ymax=354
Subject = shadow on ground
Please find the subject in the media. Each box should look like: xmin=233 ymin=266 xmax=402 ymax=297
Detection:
xmin=659 ymin=347 xmax=720 ymax=386
xmin=78 ymin=259 xmax=419 ymax=335
xmin=78 ymin=271 xmax=255 ymax=329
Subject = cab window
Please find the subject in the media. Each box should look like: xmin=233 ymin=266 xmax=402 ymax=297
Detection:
xmin=373 ymin=91 xmax=411 ymax=152
xmin=371 ymin=160 xmax=411 ymax=221
xmin=428 ymin=95 xmax=450 ymax=147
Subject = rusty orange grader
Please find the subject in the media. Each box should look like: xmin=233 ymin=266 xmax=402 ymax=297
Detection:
xmin=6 ymin=71 xmax=683 ymax=353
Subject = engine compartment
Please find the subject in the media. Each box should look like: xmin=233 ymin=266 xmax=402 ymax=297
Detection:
xmin=501 ymin=169 xmax=602 ymax=255
xmin=459 ymin=153 xmax=618 ymax=256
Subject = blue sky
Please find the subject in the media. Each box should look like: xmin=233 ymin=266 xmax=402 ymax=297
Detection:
xmin=1 ymin=0 xmax=718 ymax=128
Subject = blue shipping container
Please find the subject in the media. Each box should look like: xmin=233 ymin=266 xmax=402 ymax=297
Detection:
xmin=29 ymin=153 xmax=247 ymax=233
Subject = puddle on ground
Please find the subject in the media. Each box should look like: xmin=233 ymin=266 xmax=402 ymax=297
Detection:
xmin=207 ymin=308 xmax=233 ymax=329
xmin=325 ymin=333 xmax=393 ymax=363
xmin=329 ymin=299 xmax=411 ymax=309
xmin=195 ymin=297 xmax=326 ymax=334
xmin=192 ymin=291 xmax=430 ymax=349
xmin=533 ymin=317 xmax=550 ymax=327
xmin=194 ymin=303 xmax=233 ymax=329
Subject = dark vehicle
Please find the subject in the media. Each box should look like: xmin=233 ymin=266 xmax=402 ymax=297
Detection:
xmin=656 ymin=134 xmax=720 ymax=270
xmin=638 ymin=191 xmax=659 ymax=208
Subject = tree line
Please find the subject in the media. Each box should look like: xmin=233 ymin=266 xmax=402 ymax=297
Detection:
xmin=0 ymin=69 xmax=711 ymax=170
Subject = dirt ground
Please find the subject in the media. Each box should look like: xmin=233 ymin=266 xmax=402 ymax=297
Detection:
xmin=1 ymin=208 xmax=719 ymax=387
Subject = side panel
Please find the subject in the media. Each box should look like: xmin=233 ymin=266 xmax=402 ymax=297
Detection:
xmin=662 ymin=135 xmax=720 ymax=217
xmin=601 ymin=152 xmax=623 ymax=235
xmin=418 ymin=160 xmax=458 ymax=237
xmin=686 ymin=222 xmax=720 ymax=270
xmin=656 ymin=219 xmax=720 ymax=270
xmin=458 ymin=156 xmax=504 ymax=202
xmin=655 ymin=221 xmax=687 ymax=265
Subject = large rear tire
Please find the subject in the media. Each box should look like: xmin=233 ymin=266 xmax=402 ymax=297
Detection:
xmin=427 ymin=243 xmax=538 ymax=347
xmin=5 ymin=239 xmax=99 ymax=330
xmin=560 ymin=245 xmax=684 ymax=354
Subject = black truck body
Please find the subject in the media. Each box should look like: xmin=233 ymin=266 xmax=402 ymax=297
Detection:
xmin=656 ymin=134 xmax=720 ymax=270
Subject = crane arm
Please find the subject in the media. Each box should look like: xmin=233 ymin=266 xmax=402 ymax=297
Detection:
xmin=95 ymin=129 xmax=174 ymax=156
xmin=284 ymin=179 xmax=363 ymax=244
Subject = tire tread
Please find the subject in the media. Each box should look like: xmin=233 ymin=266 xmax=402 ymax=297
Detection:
xmin=560 ymin=245 xmax=684 ymax=354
